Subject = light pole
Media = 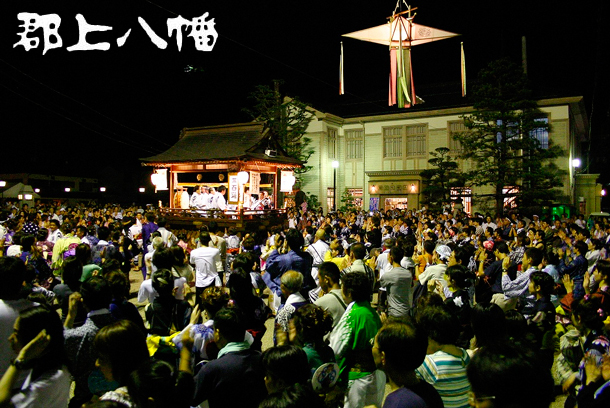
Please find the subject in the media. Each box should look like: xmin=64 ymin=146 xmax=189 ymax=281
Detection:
xmin=332 ymin=160 xmax=339 ymax=212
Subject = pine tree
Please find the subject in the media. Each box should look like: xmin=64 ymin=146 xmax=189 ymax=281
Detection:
xmin=243 ymin=81 xmax=315 ymax=183
xmin=453 ymin=59 xmax=566 ymax=215
xmin=420 ymin=147 xmax=462 ymax=211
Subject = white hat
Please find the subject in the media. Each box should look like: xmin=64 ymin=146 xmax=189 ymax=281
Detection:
xmin=6 ymin=245 xmax=22 ymax=257
xmin=435 ymin=245 xmax=452 ymax=261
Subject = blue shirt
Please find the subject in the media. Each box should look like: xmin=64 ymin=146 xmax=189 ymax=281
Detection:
xmin=262 ymin=249 xmax=312 ymax=295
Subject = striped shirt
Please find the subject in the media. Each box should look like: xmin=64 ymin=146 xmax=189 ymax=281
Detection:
xmin=415 ymin=348 xmax=471 ymax=408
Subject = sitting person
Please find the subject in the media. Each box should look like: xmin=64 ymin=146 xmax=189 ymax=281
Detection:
xmin=274 ymin=271 xmax=309 ymax=344
xmin=562 ymin=259 xmax=610 ymax=315
xmin=283 ymin=304 xmax=335 ymax=376
xmin=227 ymin=267 xmax=270 ymax=351
xmin=577 ymin=350 xmax=610 ymax=408
xmin=173 ymin=286 xmax=230 ymax=362
xmin=106 ymin=270 xmax=146 ymax=333
xmin=259 ymin=383 xmax=325 ymax=408
xmin=561 ymin=298 xmax=610 ymax=402
xmin=467 ymin=341 xmax=554 ymax=408
xmin=527 ymin=271 xmax=556 ymax=368
xmin=433 ymin=264 xmax=475 ymax=349
xmin=52 ymin=256 xmax=86 ymax=327
xmin=415 ymin=305 xmax=471 ymax=408
xmin=373 ymin=320 xmax=443 ymax=408
xmin=468 ymin=303 xmax=507 ymax=356
xmin=261 ymin=345 xmax=311 ymax=394
xmin=63 ymin=276 xmax=115 ymax=408
xmin=0 ymin=305 xmax=70 ymax=408
xmin=128 ymin=357 xmax=195 ymax=408
xmin=192 ymin=307 xmax=267 ymax=408
xmin=95 ymin=320 xmax=151 ymax=406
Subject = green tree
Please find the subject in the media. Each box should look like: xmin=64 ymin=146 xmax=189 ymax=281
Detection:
xmin=420 ymin=147 xmax=462 ymax=211
xmin=306 ymin=193 xmax=320 ymax=211
xmin=243 ymin=81 xmax=315 ymax=184
xmin=453 ymin=59 xmax=566 ymax=215
xmin=339 ymin=188 xmax=356 ymax=212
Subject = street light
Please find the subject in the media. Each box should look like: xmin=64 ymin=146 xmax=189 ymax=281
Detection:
xmin=572 ymin=158 xmax=581 ymax=168
xmin=332 ymin=160 xmax=339 ymax=211
xmin=139 ymin=187 xmax=145 ymax=193
xmin=100 ymin=187 xmax=106 ymax=192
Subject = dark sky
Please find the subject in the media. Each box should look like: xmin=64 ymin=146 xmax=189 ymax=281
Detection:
xmin=1 ymin=1 xmax=608 ymax=183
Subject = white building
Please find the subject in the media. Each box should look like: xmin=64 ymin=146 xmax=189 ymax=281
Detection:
xmin=301 ymin=96 xmax=598 ymax=215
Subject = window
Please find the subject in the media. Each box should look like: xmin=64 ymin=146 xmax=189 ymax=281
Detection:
xmin=345 ymin=129 xmax=363 ymax=160
xmin=503 ymin=186 xmax=519 ymax=209
xmin=448 ymin=121 xmax=466 ymax=154
xmin=384 ymin=127 xmax=402 ymax=158
xmin=347 ymin=188 xmax=363 ymax=208
xmin=496 ymin=120 xmax=520 ymax=143
xmin=385 ymin=197 xmax=409 ymax=210
xmin=530 ymin=117 xmax=549 ymax=149
xmin=328 ymin=128 xmax=337 ymax=158
xmin=450 ymin=188 xmax=472 ymax=215
xmin=327 ymin=187 xmax=335 ymax=211
xmin=406 ymin=124 xmax=426 ymax=157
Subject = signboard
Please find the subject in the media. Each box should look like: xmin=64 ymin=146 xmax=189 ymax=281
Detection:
xmin=369 ymin=197 xmax=379 ymax=212
xmin=228 ymin=173 xmax=239 ymax=203
xmin=151 ymin=169 xmax=168 ymax=192
xmin=250 ymin=171 xmax=260 ymax=195
xmin=280 ymin=170 xmax=295 ymax=193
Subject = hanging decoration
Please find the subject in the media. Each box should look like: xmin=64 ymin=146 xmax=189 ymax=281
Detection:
xmin=461 ymin=42 xmax=466 ymax=97
xmin=342 ymin=2 xmax=459 ymax=108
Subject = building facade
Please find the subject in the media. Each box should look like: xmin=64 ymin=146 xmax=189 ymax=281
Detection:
xmin=302 ymin=96 xmax=598 ymax=215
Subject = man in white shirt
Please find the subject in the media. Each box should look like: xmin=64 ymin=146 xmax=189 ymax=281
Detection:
xmin=190 ymin=231 xmax=220 ymax=302
xmin=306 ymin=228 xmax=330 ymax=301
xmin=157 ymin=218 xmax=178 ymax=248
xmin=208 ymin=187 xmax=217 ymax=209
xmin=375 ymin=238 xmax=395 ymax=312
xmin=208 ymin=221 xmax=227 ymax=284
xmin=216 ymin=186 xmax=227 ymax=211
xmin=190 ymin=186 xmax=201 ymax=208
xmin=197 ymin=186 xmax=210 ymax=209
xmin=418 ymin=245 xmax=450 ymax=286
xmin=315 ymin=261 xmax=346 ymax=336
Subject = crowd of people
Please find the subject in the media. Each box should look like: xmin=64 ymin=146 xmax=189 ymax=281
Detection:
xmin=1 ymin=199 xmax=610 ymax=408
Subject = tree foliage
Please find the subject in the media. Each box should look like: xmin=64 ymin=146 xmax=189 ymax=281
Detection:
xmin=453 ymin=59 xmax=566 ymax=215
xmin=243 ymin=82 xmax=315 ymax=182
xmin=420 ymin=147 xmax=463 ymax=210
xmin=339 ymin=188 xmax=357 ymax=212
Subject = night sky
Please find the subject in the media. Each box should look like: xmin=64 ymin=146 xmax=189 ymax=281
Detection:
xmin=1 ymin=1 xmax=608 ymax=191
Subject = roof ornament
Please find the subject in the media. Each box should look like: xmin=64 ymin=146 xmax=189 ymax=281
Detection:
xmin=342 ymin=2 xmax=459 ymax=108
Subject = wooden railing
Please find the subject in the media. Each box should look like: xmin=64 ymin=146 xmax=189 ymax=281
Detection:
xmin=159 ymin=207 xmax=287 ymax=220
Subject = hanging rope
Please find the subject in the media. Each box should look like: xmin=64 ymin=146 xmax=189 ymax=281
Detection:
xmin=393 ymin=0 xmax=411 ymax=17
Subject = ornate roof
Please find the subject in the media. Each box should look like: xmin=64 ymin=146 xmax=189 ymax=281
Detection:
xmin=141 ymin=122 xmax=303 ymax=167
